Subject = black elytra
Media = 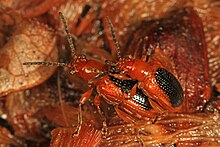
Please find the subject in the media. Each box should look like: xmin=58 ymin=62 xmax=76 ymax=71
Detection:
xmin=132 ymin=88 xmax=153 ymax=110
xmin=109 ymin=75 xmax=152 ymax=110
xmin=155 ymin=68 xmax=184 ymax=107
xmin=109 ymin=75 xmax=137 ymax=94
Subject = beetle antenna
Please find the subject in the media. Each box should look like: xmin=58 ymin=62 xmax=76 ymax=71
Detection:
xmin=106 ymin=16 xmax=121 ymax=60
xmin=59 ymin=12 xmax=76 ymax=57
xmin=23 ymin=13 xmax=76 ymax=68
xmin=23 ymin=61 xmax=68 ymax=67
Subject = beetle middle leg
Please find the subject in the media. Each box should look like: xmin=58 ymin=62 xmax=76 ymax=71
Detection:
xmin=94 ymin=95 xmax=108 ymax=137
xmin=141 ymin=36 xmax=155 ymax=62
xmin=114 ymin=107 xmax=137 ymax=122
xmin=72 ymin=88 xmax=93 ymax=137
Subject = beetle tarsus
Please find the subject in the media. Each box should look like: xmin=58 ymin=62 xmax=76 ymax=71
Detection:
xmin=72 ymin=104 xmax=83 ymax=137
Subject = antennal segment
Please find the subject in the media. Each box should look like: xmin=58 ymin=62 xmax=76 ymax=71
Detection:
xmin=59 ymin=12 xmax=76 ymax=57
xmin=23 ymin=61 xmax=68 ymax=67
xmin=106 ymin=16 xmax=121 ymax=60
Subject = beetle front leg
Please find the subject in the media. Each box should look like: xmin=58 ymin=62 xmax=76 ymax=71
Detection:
xmin=72 ymin=88 xmax=93 ymax=137
xmin=94 ymin=95 xmax=108 ymax=137
xmin=115 ymin=107 xmax=137 ymax=122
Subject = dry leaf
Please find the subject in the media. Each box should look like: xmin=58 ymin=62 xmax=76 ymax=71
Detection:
xmin=0 ymin=17 xmax=58 ymax=97
xmin=50 ymin=120 xmax=101 ymax=147
xmin=0 ymin=0 xmax=219 ymax=146
xmin=0 ymin=126 xmax=24 ymax=146
xmin=100 ymin=113 xmax=220 ymax=146
xmin=101 ymin=0 xmax=181 ymax=57
xmin=187 ymin=0 xmax=220 ymax=85
xmin=5 ymin=88 xmax=55 ymax=140
xmin=43 ymin=104 xmax=79 ymax=127
xmin=0 ymin=0 xmax=65 ymax=18
xmin=2 ymin=75 xmax=60 ymax=141
xmin=43 ymin=102 xmax=100 ymax=128
xmin=48 ymin=0 xmax=105 ymax=62
xmin=49 ymin=0 xmax=99 ymax=36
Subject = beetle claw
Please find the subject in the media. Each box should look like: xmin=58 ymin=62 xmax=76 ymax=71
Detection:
xmin=101 ymin=126 xmax=108 ymax=139
xmin=72 ymin=125 xmax=81 ymax=138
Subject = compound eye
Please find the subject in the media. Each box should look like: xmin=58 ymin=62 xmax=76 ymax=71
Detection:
xmin=155 ymin=68 xmax=184 ymax=107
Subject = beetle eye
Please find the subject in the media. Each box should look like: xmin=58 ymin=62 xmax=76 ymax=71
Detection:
xmin=155 ymin=68 xmax=184 ymax=107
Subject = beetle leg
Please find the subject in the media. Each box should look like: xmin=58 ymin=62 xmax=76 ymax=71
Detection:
xmin=94 ymin=95 xmax=108 ymax=137
xmin=88 ymin=72 xmax=107 ymax=85
xmin=114 ymin=107 xmax=137 ymax=122
xmin=140 ymin=37 xmax=148 ymax=62
xmin=148 ymin=98 xmax=165 ymax=112
xmin=148 ymin=96 xmax=180 ymax=113
xmin=72 ymin=88 xmax=93 ymax=137
xmin=141 ymin=36 xmax=155 ymax=62
xmin=136 ymin=132 xmax=145 ymax=147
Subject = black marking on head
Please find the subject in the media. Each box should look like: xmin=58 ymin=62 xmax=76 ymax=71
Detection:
xmin=155 ymin=68 xmax=184 ymax=107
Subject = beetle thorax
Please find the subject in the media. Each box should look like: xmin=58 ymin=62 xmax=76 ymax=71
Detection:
xmin=118 ymin=59 xmax=148 ymax=81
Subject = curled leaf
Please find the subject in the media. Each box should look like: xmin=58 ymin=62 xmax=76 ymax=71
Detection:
xmin=190 ymin=0 xmax=220 ymax=85
xmin=0 ymin=17 xmax=58 ymax=97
